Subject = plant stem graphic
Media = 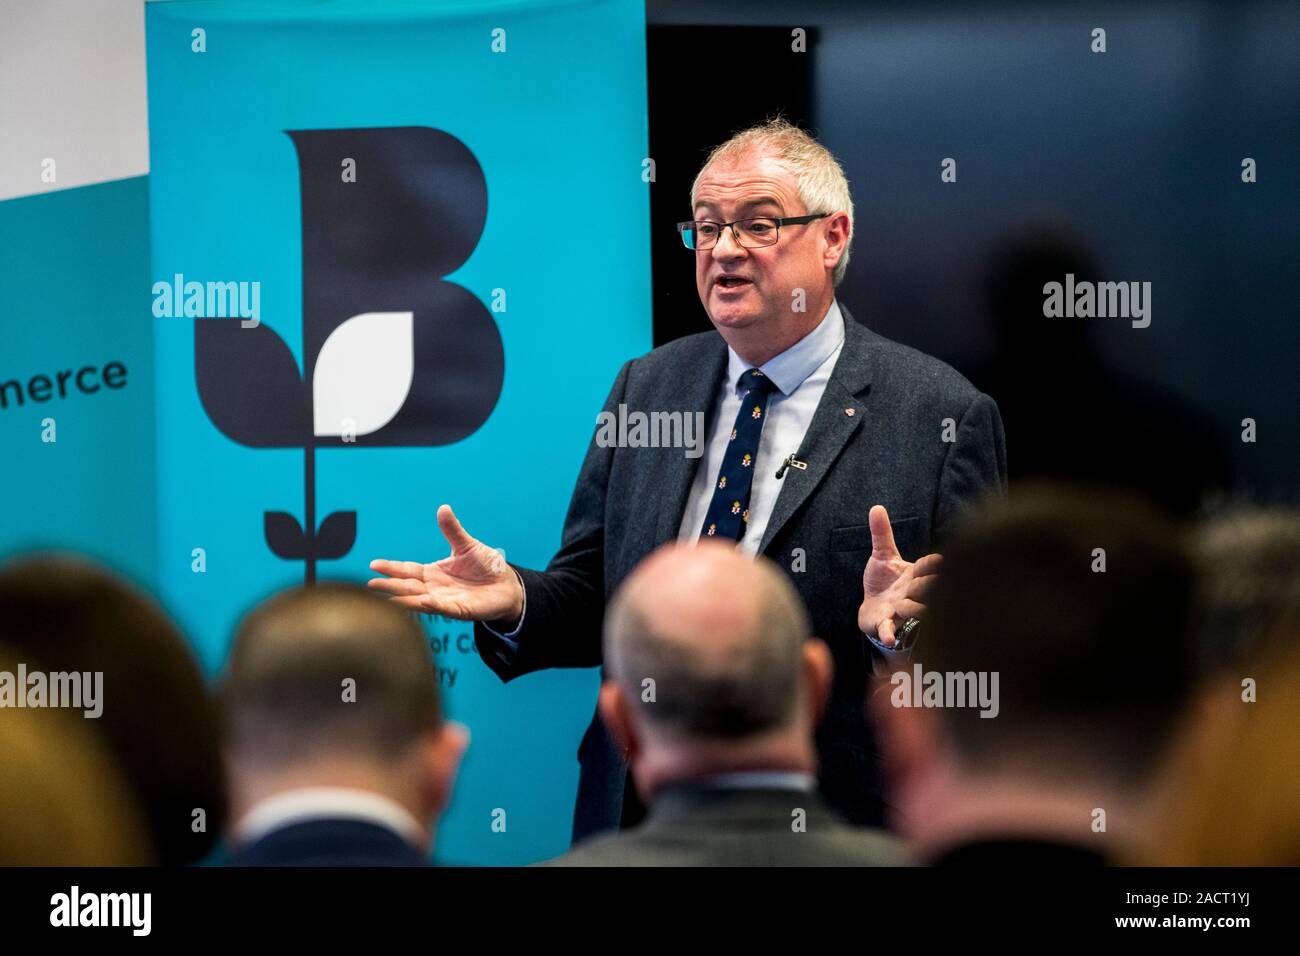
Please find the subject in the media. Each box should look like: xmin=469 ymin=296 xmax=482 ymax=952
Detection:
xmin=304 ymin=445 xmax=316 ymax=584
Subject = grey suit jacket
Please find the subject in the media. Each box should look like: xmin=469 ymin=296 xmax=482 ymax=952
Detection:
xmin=475 ymin=306 xmax=1007 ymax=839
xmin=542 ymin=785 xmax=905 ymax=867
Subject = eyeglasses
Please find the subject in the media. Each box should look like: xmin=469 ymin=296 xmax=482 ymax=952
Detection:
xmin=677 ymin=213 xmax=829 ymax=251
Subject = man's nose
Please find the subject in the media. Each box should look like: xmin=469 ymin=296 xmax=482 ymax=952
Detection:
xmin=710 ymin=225 xmax=748 ymax=261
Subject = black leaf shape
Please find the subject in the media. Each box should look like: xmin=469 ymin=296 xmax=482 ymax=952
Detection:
xmin=196 ymin=321 xmax=310 ymax=448
xmin=264 ymin=511 xmax=308 ymax=560
xmin=314 ymin=511 xmax=357 ymax=561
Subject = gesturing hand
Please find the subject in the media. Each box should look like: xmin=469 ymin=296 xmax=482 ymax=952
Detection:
xmin=368 ymin=504 xmax=524 ymax=626
xmin=857 ymin=505 xmax=942 ymax=648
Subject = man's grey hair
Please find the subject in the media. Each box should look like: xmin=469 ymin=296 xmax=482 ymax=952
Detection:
xmin=690 ymin=117 xmax=855 ymax=286
xmin=603 ymin=555 xmax=811 ymax=739
xmin=220 ymin=583 xmax=441 ymax=767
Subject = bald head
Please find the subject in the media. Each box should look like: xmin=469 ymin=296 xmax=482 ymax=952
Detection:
xmin=604 ymin=542 xmax=812 ymax=740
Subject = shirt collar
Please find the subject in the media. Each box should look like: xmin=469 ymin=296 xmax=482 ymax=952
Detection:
xmin=725 ymin=298 xmax=846 ymax=396
xmin=697 ymin=771 xmax=818 ymax=793
xmin=233 ymin=786 xmax=426 ymax=849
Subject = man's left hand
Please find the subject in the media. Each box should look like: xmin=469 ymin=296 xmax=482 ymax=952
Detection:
xmin=858 ymin=504 xmax=942 ymax=648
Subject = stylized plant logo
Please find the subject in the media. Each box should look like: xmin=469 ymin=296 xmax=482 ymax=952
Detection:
xmin=195 ymin=127 xmax=503 ymax=581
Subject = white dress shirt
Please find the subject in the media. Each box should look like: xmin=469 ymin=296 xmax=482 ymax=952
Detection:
xmin=488 ymin=299 xmax=848 ymax=643
xmin=696 ymin=771 xmax=817 ymax=792
xmin=676 ymin=299 xmax=845 ymax=554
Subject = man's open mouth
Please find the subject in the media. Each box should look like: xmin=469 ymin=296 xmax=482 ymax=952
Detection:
xmin=716 ymin=275 xmax=751 ymax=289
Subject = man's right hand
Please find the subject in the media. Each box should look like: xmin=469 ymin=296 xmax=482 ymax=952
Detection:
xmin=368 ymin=504 xmax=524 ymax=627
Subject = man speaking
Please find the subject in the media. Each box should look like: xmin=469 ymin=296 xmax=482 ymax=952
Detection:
xmin=369 ymin=119 xmax=1006 ymax=840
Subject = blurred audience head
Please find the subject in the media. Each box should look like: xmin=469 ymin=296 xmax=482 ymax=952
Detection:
xmin=1132 ymin=508 xmax=1300 ymax=865
xmin=599 ymin=541 xmax=832 ymax=802
xmin=873 ymin=484 xmax=1196 ymax=860
xmin=1191 ymin=506 xmax=1300 ymax=674
xmin=0 ymin=554 xmax=224 ymax=865
xmin=1135 ymin=642 xmax=1300 ymax=865
xmin=220 ymin=583 xmax=465 ymax=854
xmin=0 ymin=645 xmax=152 ymax=865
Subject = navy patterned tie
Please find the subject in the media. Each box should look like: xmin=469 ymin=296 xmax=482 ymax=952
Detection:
xmin=699 ymin=368 xmax=781 ymax=542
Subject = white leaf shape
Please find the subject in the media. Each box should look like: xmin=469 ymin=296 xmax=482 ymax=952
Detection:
xmin=313 ymin=311 xmax=414 ymax=438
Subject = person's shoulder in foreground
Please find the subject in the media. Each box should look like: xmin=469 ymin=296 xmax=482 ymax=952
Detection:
xmin=539 ymin=784 xmax=907 ymax=868
xmin=227 ymin=816 xmax=428 ymax=867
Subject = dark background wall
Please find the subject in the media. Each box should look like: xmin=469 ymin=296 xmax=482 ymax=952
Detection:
xmin=646 ymin=0 xmax=1300 ymax=513
xmin=646 ymin=25 xmax=817 ymax=346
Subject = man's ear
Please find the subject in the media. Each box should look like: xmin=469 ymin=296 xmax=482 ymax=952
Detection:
xmin=802 ymin=637 xmax=834 ymax=726
xmin=598 ymin=681 xmax=638 ymax=761
xmin=423 ymin=720 xmax=469 ymax=816
xmin=823 ymin=210 xmax=851 ymax=272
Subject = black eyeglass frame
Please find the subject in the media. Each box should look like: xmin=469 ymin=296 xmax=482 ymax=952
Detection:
xmin=676 ymin=212 xmax=831 ymax=250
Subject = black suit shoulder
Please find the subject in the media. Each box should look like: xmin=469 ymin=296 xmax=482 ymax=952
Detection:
xmin=622 ymin=329 xmax=723 ymax=385
xmin=929 ymin=838 xmax=1109 ymax=867
xmin=225 ymin=818 xmax=427 ymax=868
xmin=857 ymin=324 xmax=985 ymax=409
xmin=622 ymin=318 xmax=988 ymax=414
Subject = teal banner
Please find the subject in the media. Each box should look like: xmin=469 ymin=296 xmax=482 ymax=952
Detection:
xmin=145 ymin=0 xmax=651 ymax=864
xmin=0 ymin=178 xmax=156 ymax=589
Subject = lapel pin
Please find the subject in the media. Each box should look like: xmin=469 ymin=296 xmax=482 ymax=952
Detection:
xmin=845 ymin=408 xmax=856 ymax=417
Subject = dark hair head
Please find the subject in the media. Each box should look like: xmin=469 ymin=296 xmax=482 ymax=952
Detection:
xmin=917 ymin=483 xmax=1196 ymax=783
xmin=220 ymin=583 xmax=440 ymax=768
xmin=0 ymin=554 xmax=225 ymax=865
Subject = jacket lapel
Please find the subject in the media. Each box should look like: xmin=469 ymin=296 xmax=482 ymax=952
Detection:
xmin=758 ymin=308 xmax=874 ymax=554
xmin=653 ymin=333 xmax=729 ymax=546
